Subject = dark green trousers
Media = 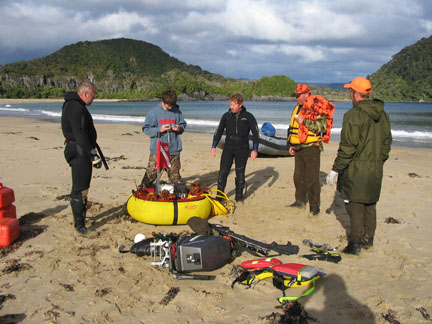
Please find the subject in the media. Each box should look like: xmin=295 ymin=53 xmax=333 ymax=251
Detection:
xmin=293 ymin=145 xmax=321 ymax=208
xmin=345 ymin=202 xmax=377 ymax=243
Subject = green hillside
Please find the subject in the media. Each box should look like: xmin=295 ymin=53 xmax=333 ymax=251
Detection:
xmin=0 ymin=38 xmax=214 ymax=79
xmin=0 ymin=38 xmax=296 ymax=100
xmin=369 ymin=35 xmax=432 ymax=101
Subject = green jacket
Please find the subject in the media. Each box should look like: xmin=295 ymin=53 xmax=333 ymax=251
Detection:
xmin=332 ymin=99 xmax=392 ymax=203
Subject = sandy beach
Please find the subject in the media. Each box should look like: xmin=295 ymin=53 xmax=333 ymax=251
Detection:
xmin=0 ymin=116 xmax=431 ymax=323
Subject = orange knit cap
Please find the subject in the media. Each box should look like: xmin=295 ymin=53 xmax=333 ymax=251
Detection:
xmin=344 ymin=77 xmax=372 ymax=94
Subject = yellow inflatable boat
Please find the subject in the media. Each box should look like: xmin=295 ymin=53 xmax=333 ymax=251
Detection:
xmin=127 ymin=194 xmax=213 ymax=225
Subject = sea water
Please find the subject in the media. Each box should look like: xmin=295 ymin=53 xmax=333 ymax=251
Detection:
xmin=1 ymin=100 xmax=432 ymax=149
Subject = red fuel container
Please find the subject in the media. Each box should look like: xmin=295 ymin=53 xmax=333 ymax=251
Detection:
xmin=0 ymin=204 xmax=17 ymax=219
xmin=0 ymin=217 xmax=20 ymax=247
xmin=0 ymin=183 xmax=15 ymax=208
xmin=0 ymin=183 xmax=17 ymax=219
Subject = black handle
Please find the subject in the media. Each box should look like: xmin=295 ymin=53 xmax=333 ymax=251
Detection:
xmin=95 ymin=143 xmax=109 ymax=170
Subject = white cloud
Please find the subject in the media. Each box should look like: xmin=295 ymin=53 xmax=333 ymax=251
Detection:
xmin=223 ymin=0 xmax=295 ymax=42
xmin=0 ymin=2 xmax=68 ymax=48
xmin=182 ymin=0 xmax=225 ymax=10
xmin=87 ymin=11 xmax=157 ymax=36
xmin=279 ymin=45 xmax=326 ymax=63
xmin=421 ymin=20 xmax=432 ymax=34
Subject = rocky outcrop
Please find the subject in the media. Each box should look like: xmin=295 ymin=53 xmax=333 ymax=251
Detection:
xmin=250 ymin=94 xmax=294 ymax=101
xmin=0 ymin=73 xmax=79 ymax=90
xmin=177 ymin=91 xmax=228 ymax=101
xmin=0 ymin=73 xmax=294 ymax=101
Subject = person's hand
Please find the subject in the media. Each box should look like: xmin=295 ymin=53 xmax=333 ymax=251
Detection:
xmin=211 ymin=147 xmax=216 ymax=157
xmin=289 ymin=146 xmax=295 ymax=156
xmin=250 ymin=150 xmax=258 ymax=160
xmin=171 ymin=124 xmax=180 ymax=132
xmin=326 ymin=170 xmax=338 ymax=185
xmin=295 ymin=114 xmax=304 ymax=124
xmin=91 ymin=153 xmax=102 ymax=169
xmin=160 ymin=124 xmax=171 ymax=132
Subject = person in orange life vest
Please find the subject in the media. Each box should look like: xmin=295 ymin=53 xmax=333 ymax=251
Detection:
xmin=140 ymin=89 xmax=187 ymax=188
xmin=287 ymin=84 xmax=327 ymax=216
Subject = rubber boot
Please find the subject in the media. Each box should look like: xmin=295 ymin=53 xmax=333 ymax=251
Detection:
xmin=288 ymin=201 xmax=306 ymax=209
xmin=309 ymin=205 xmax=320 ymax=216
xmin=342 ymin=241 xmax=361 ymax=255
xmin=361 ymin=236 xmax=374 ymax=249
xmin=82 ymin=196 xmax=88 ymax=224
xmin=70 ymin=194 xmax=88 ymax=235
xmin=216 ymin=171 xmax=228 ymax=203
xmin=235 ymin=177 xmax=245 ymax=202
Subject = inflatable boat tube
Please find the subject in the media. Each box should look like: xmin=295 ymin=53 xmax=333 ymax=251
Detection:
xmin=217 ymin=133 xmax=292 ymax=157
xmin=127 ymin=194 xmax=212 ymax=225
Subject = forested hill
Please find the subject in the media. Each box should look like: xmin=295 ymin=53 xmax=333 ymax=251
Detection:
xmin=2 ymin=37 xmax=432 ymax=101
xmin=0 ymin=38 xmax=296 ymax=100
xmin=369 ymin=35 xmax=432 ymax=101
xmin=0 ymin=38 xmax=214 ymax=80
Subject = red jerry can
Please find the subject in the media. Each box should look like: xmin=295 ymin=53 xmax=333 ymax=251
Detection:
xmin=0 ymin=183 xmax=19 ymax=246
xmin=0 ymin=204 xmax=16 ymax=219
xmin=0 ymin=183 xmax=17 ymax=219
xmin=0 ymin=218 xmax=20 ymax=247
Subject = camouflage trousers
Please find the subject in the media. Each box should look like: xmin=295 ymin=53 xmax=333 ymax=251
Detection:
xmin=140 ymin=154 xmax=181 ymax=187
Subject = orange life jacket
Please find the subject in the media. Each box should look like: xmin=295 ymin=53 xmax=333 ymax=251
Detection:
xmin=298 ymin=95 xmax=335 ymax=144
xmin=288 ymin=104 xmax=321 ymax=145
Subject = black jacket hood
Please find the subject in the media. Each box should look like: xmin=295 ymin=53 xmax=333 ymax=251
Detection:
xmin=64 ymin=92 xmax=85 ymax=106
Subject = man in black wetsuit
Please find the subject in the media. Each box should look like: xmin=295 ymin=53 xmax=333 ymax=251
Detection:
xmin=211 ymin=93 xmax=259 ymax=202
xmin=61 ymin=81 xmax=101 ymax=235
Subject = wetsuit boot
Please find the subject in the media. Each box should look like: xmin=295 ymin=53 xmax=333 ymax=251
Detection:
xmin=70 ymin=193 xmax=88 ymax=235
xmin=235 ymin=177 xmax=245 ymax=202
xmin=216 ymin=170 xmax=228 ymax=202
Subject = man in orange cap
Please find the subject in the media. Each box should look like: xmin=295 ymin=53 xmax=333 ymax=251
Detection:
xmin=287 ymin=84 xmax=328 ymax=216
xmin=327 ymin=77 xmax=392 ymax=255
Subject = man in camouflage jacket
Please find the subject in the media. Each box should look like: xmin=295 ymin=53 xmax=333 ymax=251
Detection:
xmin=287 ymin=84 xmax=327 ymax=216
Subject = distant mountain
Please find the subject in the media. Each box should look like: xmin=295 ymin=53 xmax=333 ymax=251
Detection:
xmin=307 ymin=83 xmax=345 ymax=90
xmin=369 ymin=35 xmax=432 ymax=101
xmin=0 ymin=38 xmax=214 ymax=80
xmin=0 ymin=38 xmax=296 ymax=100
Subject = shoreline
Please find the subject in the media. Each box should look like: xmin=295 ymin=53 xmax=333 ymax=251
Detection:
xmin=0 ymin=98 xmax=122 ymax=104
xmin=1 ymin=114 xmax=431 ymax=150
xmin=2 ymin=97 xmax=431 ymax=104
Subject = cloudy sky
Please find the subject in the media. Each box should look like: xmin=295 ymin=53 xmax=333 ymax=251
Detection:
xmin=1 ymin=0 xmax=431 ymax=83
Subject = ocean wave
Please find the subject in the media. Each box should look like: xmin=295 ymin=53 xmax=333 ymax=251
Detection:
xmin=391 ymin=129 xmax=432 ymax=139
xmin=185 ymin=119 xmax=219 ymax=127
xmin=92 ymin=114 xmax=145 ymax=123
xmin=0 ymin=107 xmax=29 ymax=112
xmin=2 ymin=106 xmax=432 ymax=143
xmin=39 ymin=110 xmax=61 ymax=117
